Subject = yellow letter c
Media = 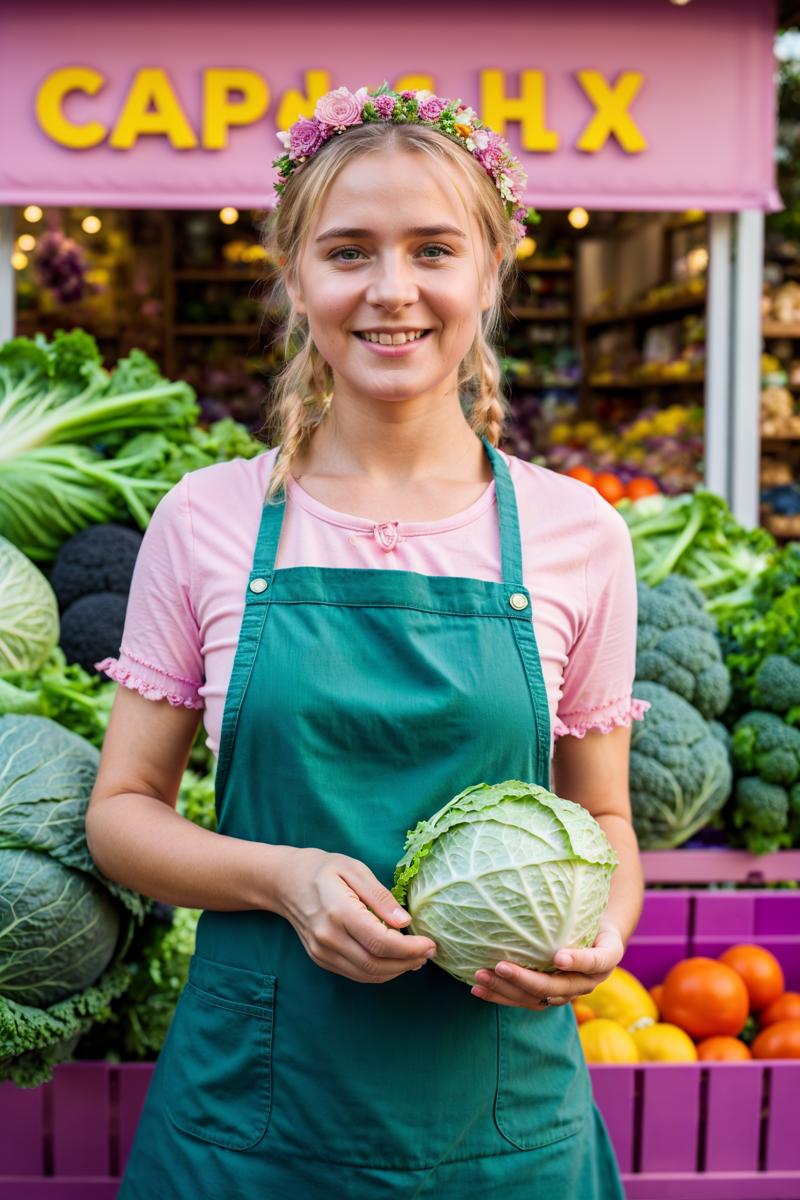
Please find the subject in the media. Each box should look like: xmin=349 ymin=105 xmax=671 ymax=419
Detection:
xmin=36 ymin=67 xmax=107 ymax=149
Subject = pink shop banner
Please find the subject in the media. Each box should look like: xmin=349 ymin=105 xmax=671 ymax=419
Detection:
xmin=0 ymin=0 xmax=780 ymax=213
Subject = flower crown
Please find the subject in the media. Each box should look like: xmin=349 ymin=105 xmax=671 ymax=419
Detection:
xmin=272 ymin=82 xmax=532 ymax=242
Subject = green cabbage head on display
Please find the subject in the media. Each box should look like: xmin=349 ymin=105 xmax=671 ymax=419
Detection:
xmin=392 ymin=780 xmax=618 ymax=986
xmin=0 ymin=715 xmax=147 ymax=1086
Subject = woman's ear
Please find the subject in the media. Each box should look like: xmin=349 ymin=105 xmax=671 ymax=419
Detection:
xmin=284 ymin=269 xmax=307 ymax=316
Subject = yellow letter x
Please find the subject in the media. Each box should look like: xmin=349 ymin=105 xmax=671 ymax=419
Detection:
xmin=576 ymin=70 xmax=646 ymax=154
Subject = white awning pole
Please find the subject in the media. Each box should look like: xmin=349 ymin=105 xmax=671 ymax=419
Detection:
xmin=730 ymin=209 xmax=764 ymax=529
xmin=705 ymin=210 xmax=763 ymax=527
xmin=0 ymin=207 xmax=13 ymax=344
xmin=705 ymin=214 xmax=732 ymax=502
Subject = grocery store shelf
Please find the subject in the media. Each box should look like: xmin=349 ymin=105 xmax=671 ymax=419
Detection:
xmin=516 ymin=258 xmax=573 ymax=273
xmin=641 ymin=848 xmax=800 ymax=883
xmin=763 ymin=320 xmax=800 ymax=338
xmin=173 ymin=324 xmax=265 ymax=336
xmin=587 ymin=372 xmax=705 ymax=389
xmin=509 ymin=306 xmax=572 ymax=320
xmin=509 ymin=376 xmax=579 ymax=389
xmin=173 ymin=268 xmax=270 ymax=282
xmin=584 ymin=293 xmax=706 ymax=328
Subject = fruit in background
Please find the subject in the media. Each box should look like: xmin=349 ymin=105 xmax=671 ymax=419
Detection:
xmin=696 ymin=1036 xmax=752 ymax=1062
xmin=594 ymin=472 xmax=626 ymax=506
xmin=759 ymin=992 xmax=800 ymax=1028
xmin=582 ymin=967 xmax=658 ymax=1030
xmin=565 ymin=465 xmax=595 ymax=485
xmin=751 ymin=1020 xmax=800 ymax=1060
xmin=572 ymin=1001 xmax=595 ymax=1025
xmin=718 ymin=945 xmax=785 ymax=1013
xmin=579 ymin=1018 xmax=639 ymax=1063
xmin=649 ymin=984 xmax=664 ymax=1013
xmin=660 ymin=958 xmax=749 ymax=1039
xmin=631 ymin=1023 xmax=698 ymax=1063
xmin=626 ymin=478 xmax=661 ymax=501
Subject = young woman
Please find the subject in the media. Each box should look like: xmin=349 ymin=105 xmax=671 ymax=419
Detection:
xmin=88 ymin=84 xmax=648 ymax=1199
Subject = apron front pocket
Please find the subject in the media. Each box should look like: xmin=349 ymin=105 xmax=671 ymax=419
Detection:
xmin=163 ymin=954 xmax=276 ymax=1151
xmin=494 ymin=1005 xmax=590 ymax=1151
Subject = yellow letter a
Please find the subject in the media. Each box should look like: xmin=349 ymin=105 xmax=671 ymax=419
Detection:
xmin=110 ymin=69 xmax=197 ymax=150
xmin=276 ymin=70 xmax=331 ymax=129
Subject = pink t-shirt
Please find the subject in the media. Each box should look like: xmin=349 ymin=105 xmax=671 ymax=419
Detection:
xmin=97 ymin=445 xmax=650 ymax=760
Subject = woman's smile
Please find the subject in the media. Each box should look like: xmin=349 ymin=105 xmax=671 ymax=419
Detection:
xmin=353 ymin=328 xmax=433 ymax=356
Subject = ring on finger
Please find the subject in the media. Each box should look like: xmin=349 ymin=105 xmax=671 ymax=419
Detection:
xmin=540 ymin=995 xmax=553 ymax=1007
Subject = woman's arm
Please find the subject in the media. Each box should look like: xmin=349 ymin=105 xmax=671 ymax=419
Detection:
xmin=470 ymin=724 xmax=643 ymax=1009
xmin=551 ymin=723 xmax=643 ymax=950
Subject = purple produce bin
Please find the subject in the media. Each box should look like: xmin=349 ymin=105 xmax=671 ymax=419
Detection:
xmin=0 ymin=890 xmax=798 ymax=1199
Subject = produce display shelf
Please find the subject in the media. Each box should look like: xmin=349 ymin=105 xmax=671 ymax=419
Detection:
xmin=172 ymin=324 xmax=264 ymax=336
xmin=1 ymin=892 xmax=797 ymax=1199
xmin=641 ymin=849 xmax=800 ymax=884
xmin=584 ymin=294 xmax=707 ymax=328
xmin=587 ymin=372 xmax=705 ymax=389
xmin=762 ymin=321 xmax=800 ymax=338
xmin=508 ymin=376 xmax=580 ymax=390
xmin=508 ymin=306 xmax=572 ymax=320
xmin=761 ymin=434 xmax=800 ymax=442
xmin=517 ymin=258 xmax=574 ymax=273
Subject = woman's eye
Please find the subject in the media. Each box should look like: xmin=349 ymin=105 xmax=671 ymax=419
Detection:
xmin=330 ymin=244 xmax=453 ymax=263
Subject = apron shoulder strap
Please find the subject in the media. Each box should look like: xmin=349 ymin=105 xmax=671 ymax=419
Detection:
xmin=480 ymin=436 xmax=525 ymax=588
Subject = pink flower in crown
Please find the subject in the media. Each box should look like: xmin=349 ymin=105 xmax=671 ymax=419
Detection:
xmin=314 ymin=86 xmax=366 ymax=130
xmin=418 ymin=96 xmax=446 ymax=122
xmin=289 ymin=117 xmax=326 ymax=160
xmin=373 ymin=94 xmax=396 ymax=118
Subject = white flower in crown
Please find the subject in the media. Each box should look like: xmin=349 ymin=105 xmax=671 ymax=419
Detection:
xmin=414 ymin=89 xmax=434 ymax=102
xmin=465 ymin=128 xmax=490 ymax=153
xmin=455 ymin=105 xmax=477 ymax=125
xmin=498 ymin=173 xmax=515 ymax=201
xmin=276 ymin=130 xmax=292 ymax=150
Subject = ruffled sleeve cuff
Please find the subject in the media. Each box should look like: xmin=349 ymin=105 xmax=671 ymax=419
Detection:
xmin=553 ymin=694 xmax=651 ymax=741
xmin=95 ymin=648 xmax=204 ymax=711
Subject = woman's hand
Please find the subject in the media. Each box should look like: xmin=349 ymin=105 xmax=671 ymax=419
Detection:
xmin=470 ymin=917 xmax=625 ymax=1011
xmin=274 ymin=847 xmax=437 ymax=984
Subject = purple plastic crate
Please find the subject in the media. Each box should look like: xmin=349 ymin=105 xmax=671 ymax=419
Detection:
xmin=0 ymin=892 xmax=798 ymax=1199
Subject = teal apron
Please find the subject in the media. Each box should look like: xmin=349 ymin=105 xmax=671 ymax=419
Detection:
xmin=118 ymin=436 xmax=624 ymax=1199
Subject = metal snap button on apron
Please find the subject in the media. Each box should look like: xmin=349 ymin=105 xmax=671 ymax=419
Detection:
xmin=249 ymin=577 xmax=269 ymax=593
xmin=509 ymin=592 xmax=528 ymax=610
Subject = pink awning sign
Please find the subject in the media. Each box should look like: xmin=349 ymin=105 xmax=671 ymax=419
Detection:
xmin=0 ymin=0 xmax=780 ymax=212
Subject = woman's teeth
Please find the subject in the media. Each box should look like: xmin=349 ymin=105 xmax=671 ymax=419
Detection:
xmin=357 ymin=330 xmax=428 ymax=345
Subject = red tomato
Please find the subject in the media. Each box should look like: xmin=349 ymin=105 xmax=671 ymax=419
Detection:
xmin=719 ymin=944 xmax=785 ymax=1012
xmin=626 ymin=477 xmax=661 ymax=501
xmin=660 ymin=957 xmax=750 ymax=1040
xmin=696 ymin=1036 xmax=752 ymax=1062
xmin=760 ymin=992 xmax=800 ymax=1028
xmin=565 ymin=466 xmax=595 ymax=486
xmin=594 ymin=472 xmax=626 ymax=505
xmin=752 ymin=1020 xmax=800 ymax=1060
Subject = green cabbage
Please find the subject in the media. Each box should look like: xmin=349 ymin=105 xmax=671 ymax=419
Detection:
xmin=0 ymin=714 xmax=147 ymax=1086
xmin=392 ymin=780 xmax=618 ymax=986
xmin=0 ymin=537 xmax=59 ymax=672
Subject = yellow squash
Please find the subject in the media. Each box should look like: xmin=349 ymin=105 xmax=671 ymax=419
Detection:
xmin=631 ymin=1022 xmax=698 ymax=1063
xmin=582 ymin=967 xmax=658 ymax=1032
xmin=579 ymin=1018 xmax=639 ymax=1064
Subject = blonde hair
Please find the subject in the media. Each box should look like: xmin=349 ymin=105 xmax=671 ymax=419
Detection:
xmin=256 ymin=121 xmax=520 ymax=500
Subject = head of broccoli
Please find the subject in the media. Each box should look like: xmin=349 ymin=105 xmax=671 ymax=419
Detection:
xmin=636 ymin=577 xmax=732 ymax=719
xmin=628 ymin=680 xmax=733 ymax=849
xmin=731 ymin=711 xmax=800 ymax=787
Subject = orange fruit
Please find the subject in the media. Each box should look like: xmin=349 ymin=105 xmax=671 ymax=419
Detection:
xmin=660 ymin=957 xmax=750 ymax=1040
xmin=593 ymin=472 xmax=626 ymax=505
xmin=649 ymin=983 xmax=664 ymax=1014
xmin=696 ymin=1036 xmax=752 ymax=1062
xmin=760 ymin=992 xmax=800 ymax=1028
xmin=752 ymin=1020 xmax=800 ymax=1060
xmin=719 ymin=945 xmax=785 ymax=1012
xmin=565 ymin=465 xmax=595 ymax=486
xmin=626 ymin=477 xmax=661 ymax=501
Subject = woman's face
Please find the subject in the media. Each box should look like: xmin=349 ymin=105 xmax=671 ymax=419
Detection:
xmin=288 ymin=148 xmax=499 ymax=409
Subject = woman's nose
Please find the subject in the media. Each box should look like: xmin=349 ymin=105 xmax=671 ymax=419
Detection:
xmin=365 ymin=252 xmax=419 ymax=309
